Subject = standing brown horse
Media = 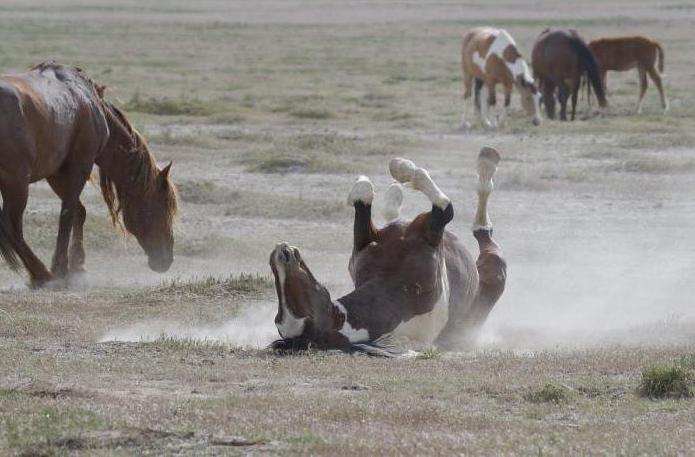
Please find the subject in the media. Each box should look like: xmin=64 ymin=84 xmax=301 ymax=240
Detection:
xmin=589 ymin=36 xmax=667 ymax=114
xmin=269 ymin=149 xmax=507 ymax=354
xmin=532 ymin=29 xmax=607 ymax=121
xmin=0 ymin=62 xmax=178 ymax=287
xmin=461 ymin=27 xmax=541 ymax=128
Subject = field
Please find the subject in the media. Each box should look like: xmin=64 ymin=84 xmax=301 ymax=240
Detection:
xmin=1 ymin=0 xmax=695 ymax=455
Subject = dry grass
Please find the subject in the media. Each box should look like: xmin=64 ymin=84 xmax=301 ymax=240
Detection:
xmin=0 ymin=0 xmax=694 ymax=455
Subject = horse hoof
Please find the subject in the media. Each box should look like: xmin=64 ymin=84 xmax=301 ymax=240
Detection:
xmin=347 ymin=176 xmax=374 ymax=206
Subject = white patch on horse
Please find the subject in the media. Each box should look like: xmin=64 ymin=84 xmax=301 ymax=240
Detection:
xmin=334 ymin=300 xmax=370 ymax=342
xmin=479 ymin=29 xmax=533 ymax=84
xmin=393 ymin=258 xmax=450 ymax=344
xmin=347 ymin=175 xmax=374 ymax=206
xmin=274 ymin=253 xmax=306 ymax=338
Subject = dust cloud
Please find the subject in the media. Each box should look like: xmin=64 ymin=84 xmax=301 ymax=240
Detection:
xmin=100 ymin=300 xmax=278 ymax=348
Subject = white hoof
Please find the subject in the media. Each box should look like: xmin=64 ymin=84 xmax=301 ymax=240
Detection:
xmin=382 ymin=182 xmax=403 ymax=222
xmin=347 ymin=175 xmax=374 ymax=206
xmin=389 ymin=158 xmax=450 ymax=210
xmin=477 ymin=147 xmax=500 ymax=193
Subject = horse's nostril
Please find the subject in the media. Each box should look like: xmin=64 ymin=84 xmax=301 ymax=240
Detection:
xmin=281 ymin=247 xmax=292 ymax=263
xmin=293 ymin=248 xmax=301 ymax=262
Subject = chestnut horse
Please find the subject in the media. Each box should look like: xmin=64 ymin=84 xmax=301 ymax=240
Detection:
xmin=532 ymin=29 xmax=607 ymax=121
xmin=461 ymin=27 xmax=541 ymax=128
xmin=269 ymin=149 xmax=507 ymax=354
xmin=589 ymin=36 xmax=667 ymax=114
xmin=0 ymin=62 xmax=177 ymax=287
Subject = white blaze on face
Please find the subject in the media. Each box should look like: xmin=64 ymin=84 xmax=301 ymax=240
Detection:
xmin=393 ymin=257 xmax=450 ymax=344
xmin=334 ymin=301 xmax=369 ymax=342
xmin=274 ymin=249 xmax=306 ymax=339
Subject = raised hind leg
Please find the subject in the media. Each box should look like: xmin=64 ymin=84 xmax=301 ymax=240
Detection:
xmin=389 ymin=158 xmax=453 ymax=246
xmin=647 ymin=66 xmax=668 ymax=113
xmin=467 ymin=148 xmax=507 ymax=343
xmin=0 ymin=178 xmax=53 ymax=287
xmin=434 ymin=147 xmax=506 ymax=349
xmin=636 ymin=66 xmax=648 ymax=114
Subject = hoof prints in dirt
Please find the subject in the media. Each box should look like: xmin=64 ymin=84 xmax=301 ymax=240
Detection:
xmin=18 ymin=428 xmax=264 ymax=456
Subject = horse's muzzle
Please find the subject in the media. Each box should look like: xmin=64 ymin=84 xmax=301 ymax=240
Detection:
xmin=148 ymin=255 xmax=173 ymax=273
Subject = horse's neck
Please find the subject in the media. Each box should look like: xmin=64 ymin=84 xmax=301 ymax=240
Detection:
xmin=96 ymin=114 xmax=151 ymax=195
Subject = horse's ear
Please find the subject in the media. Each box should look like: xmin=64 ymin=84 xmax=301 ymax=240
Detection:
xmin=160 ymin=161 xmax=172 ymax=181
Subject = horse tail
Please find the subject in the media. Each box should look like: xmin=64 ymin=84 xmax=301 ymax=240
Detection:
xmin=568 ymin=35 xmax=607 ymax=107
xmin=656 ymin=42 xmax=665 ymax=73
xmin=0 ymin=207 xmax=20 ymax=271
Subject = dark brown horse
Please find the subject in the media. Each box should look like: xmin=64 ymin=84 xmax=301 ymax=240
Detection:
xmin=532 ymin=29 xmax=607 ymax=120
xmin=589 ymin=35 xmax=667 ymax=114
xmin=269 ymin=149 xmax=507 ymax=354
xmin=0 ymin=62 xmax=178 ymax=287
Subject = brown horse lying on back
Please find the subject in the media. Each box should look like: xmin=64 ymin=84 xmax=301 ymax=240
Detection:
xmin=589 ymin=35 xmax=667 ymax=114
xmin=269 ymin=150 xmax=507 ymax=354
xmin=0 ymin=62 xmax=178 ymax=287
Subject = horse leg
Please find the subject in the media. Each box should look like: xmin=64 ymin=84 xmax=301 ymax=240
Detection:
xmin=557 ymin=81 xmax=569 ymax=121
xmin=570 ymin=79 xmax=580 ymax=121
xmin=389 ymin=158 xmax=452 ymax=246
xmin=646 ymin=66 xmax=668 ymax=113
xmin=46 ymin=168 xmax=89 ymax=279
xmin=473 ymin=78 xmax=483 ymax=113
xmin=0 ymin=180 xmax=53 ymax=287
xmin=434 ymin=148 xmax=506 ymax=349
xmin=636 ymin=66 xmax=648 ymax=114
xmin=469 ymin=147 xmax=506 ymax=341
xmin=347 ymin=175 xmax=377 ymax=252
xmin=542 ymin=81 xmax=556 ymax=119
xmin=479 ymin=81 xmax=495 ymax=129
xmin=460 ymin=72 xmax=474 ymax=130
xmin=382 ymin=181 xmax=403 ymax=223
xmin=500 ymin=81 xmax=512 ymax=127
xmin=47 ymin=172 xmax=89 ymax=275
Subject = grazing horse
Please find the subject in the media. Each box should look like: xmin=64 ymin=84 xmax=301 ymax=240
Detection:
xmin=589 ymin=36 xmax=667 ymax=114
xmin=0 ymin=62 xmax=178 ymax=287
xmin=269 ymin=149 xmax=507 ymax=354
xmin=461 ymin=27 xmax=541 ymax=129
xmin=532 ymin=29 xmax=607 ymax=121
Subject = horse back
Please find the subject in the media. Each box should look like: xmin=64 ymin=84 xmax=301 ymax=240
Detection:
xmin=589 ymin=36 xmax=661 ymax=71
xmin=0 ymin=65 xmax=108 ymax=181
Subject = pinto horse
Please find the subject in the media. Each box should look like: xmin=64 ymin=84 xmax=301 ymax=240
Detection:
xmin=461 ymin=27 xmax=541 ymax=128
xmin=0 ymin=62 xmax=177 ymax=287
xmin=532 ymin=29 xmax=607 ymax=121
xmin=589 ymin=36 xmax=667 ymax=114
xmin=269 ymin=149 xmax=507 ymax=354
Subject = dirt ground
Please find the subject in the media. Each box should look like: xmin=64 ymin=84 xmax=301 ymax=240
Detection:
xmin=1 ymin=1 xmax=694 ymax=455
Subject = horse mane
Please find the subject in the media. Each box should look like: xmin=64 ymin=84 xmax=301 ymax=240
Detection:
xmin=98 ymin=102 xmax=178 ymax=228
xmin=566 ymin=35 xmax=607 ymax=107
xmin=31 ymin=61 xmax=108 ymax=100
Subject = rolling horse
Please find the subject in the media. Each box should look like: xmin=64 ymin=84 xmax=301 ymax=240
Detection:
xmin=532 ymin=29 xmax=607 ymax=121
xmin=0 ymin=62 xmax=178 ymax=287
xmin=461 ymin=27 xmax=542 ymax=129
xmin=589 ymin=35 xmax=668 ymax=114
xmin=269 ymin=149 xmax=507 ymax=353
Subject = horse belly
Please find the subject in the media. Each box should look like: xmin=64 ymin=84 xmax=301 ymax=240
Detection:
xmin=393 ymin=260 xmax=450 ymax=344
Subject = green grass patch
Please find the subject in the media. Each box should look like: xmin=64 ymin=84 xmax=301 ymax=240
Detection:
xmin=639 ymin=365 xmax=694 ymax=399
xmin=524 ymin=383 xmax=571 ymax=404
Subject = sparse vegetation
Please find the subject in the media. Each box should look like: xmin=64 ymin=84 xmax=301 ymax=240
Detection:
xmin=124 ymin=93 xmax=221 ymax=116
xmin=156 ymin=273 xmax=273 ymax=296
xmin=525 ymin=383 xmax=571 ymax=404
xmin=639 ymin=365 xmax=694 ymax=399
